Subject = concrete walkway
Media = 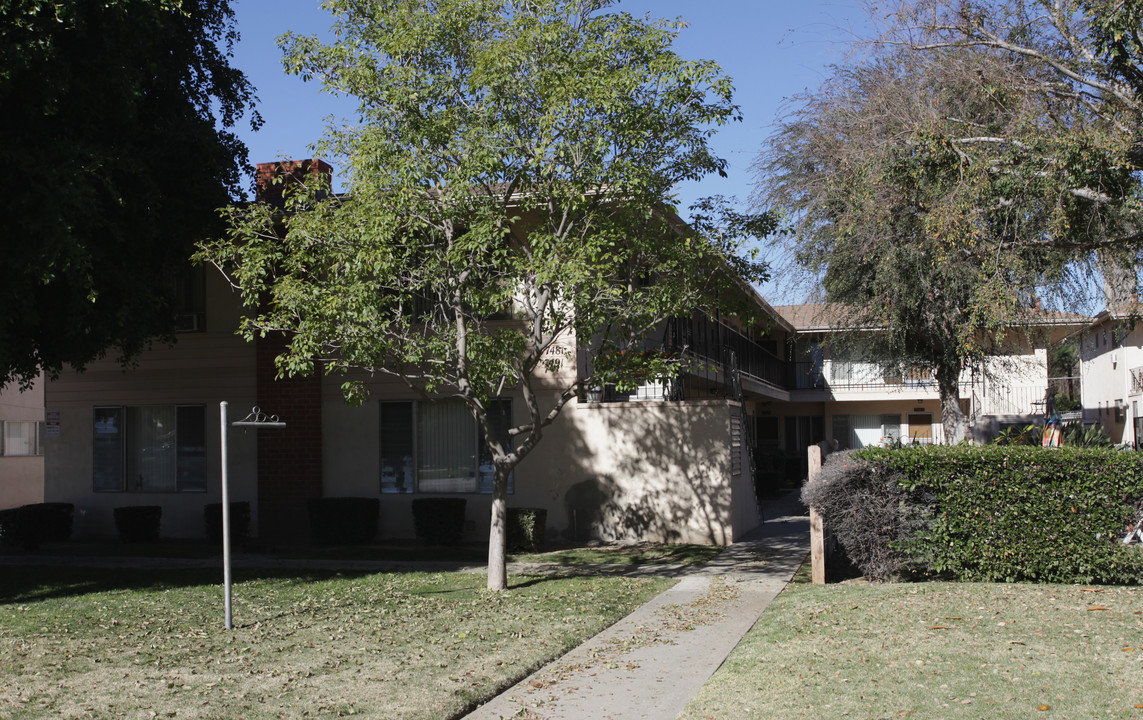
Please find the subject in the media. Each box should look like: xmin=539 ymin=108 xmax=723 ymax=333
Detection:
xmin=463 ymin=498 xmax=809 ymax=720
xmin=0 ymin=495 xmax=809 ymax=720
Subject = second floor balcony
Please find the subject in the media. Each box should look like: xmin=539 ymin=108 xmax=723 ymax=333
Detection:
xmin=791 ymin=360 xmax=937 ymax=392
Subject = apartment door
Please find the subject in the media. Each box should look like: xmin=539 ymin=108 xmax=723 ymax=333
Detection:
xmin=907 ymin=414 xmax=933 ymax=444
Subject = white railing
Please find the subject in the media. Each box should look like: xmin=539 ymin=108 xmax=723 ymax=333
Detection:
xmin=976 ymin=385 xmax=1047 ymax=416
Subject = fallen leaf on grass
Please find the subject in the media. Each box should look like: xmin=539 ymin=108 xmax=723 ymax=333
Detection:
xmin=1037 ymin=705 xmax=1051 ymax=711
xmin=929 ymin=626 xmax=950 ymax=630
xmin=1087 ymin=606 xmax=1110 ymax=611
xmin=1081 ymin=588 xmax=1103 ymax=593
xmin=1134 ymin=704 xmax=1143 ymax=709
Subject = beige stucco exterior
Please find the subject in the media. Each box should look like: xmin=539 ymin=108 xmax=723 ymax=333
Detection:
xmin=320 ymin=371 xmax=756 ymax=545
xmin=0 ymin=375 xmax=45 ymax=509
xmin=44 ymin=272 xmax=259 ymax=538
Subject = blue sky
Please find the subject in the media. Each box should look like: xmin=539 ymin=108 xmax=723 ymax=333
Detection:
xmin=227 ymin=0 xmax=871 ymax=299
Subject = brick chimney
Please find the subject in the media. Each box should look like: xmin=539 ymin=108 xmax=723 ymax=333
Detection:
xmin=255 ymin=159 xmax=333 ymax=206
xmin=251 ymin=159 xmax=332 ymax=545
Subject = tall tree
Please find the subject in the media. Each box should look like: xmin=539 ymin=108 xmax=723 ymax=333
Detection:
xmin=0 ymin=0 xmax=258 ymax=387
xmin=198 ymin=0 xmax=770 ymax=591
xmin=887 ymin=0 xmax=1143 ymax=260
xmin=761 ymin=1 xmax=1143 ymax=442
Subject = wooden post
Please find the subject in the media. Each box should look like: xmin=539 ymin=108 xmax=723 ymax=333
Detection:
xmin=808 ymin=444 xmax=826 ymax=585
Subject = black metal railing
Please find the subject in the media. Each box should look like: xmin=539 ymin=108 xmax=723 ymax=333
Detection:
xmin=578 ymin=312 xmax=790 ymax=403
xmin=663 ymin=313 xmax=788 ymax=390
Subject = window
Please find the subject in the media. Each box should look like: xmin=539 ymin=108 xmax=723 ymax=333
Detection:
xmin=93 ymin=406 xmax=206 ymax=492
xmin=380 ymin=398 xmax=512 ymax=494
xmin=174 ymin=265 xmax=206 ymax=332
xmin=2 ymin=421 xmax=44 ymax=456
xmin=831 ymin=414 xmax=901 ymax=450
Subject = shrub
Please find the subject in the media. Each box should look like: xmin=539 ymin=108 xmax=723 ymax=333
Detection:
xmin=809 ymin=445 xmax=1143 ymax=584
xmin=204 ymin=502 xmax=252 ymax=543
xmin=507 ymin=508 xmax=547 ymax=552
xmin=113 ymin=506 xmax=162 ymax=543
xmin=881 ymin=445 xmax=1143 ymax=584
xmin=307 ymin=497 xmax=380 ymax=545
xmin=0 ymin=502 xmax=74 ymax=550
xmin=411 ymin=498 xmax=466 ymax=546
xmin=801 ymin=451 xmax=921 ymax=581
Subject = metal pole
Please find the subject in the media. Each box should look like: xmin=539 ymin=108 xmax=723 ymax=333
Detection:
xmin=220 ymin=401 xmax=233 ymax=630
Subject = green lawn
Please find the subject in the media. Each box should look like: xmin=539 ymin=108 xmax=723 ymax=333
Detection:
xmin=0 ymin=540 xmax=721 ymax=566
xmin=0 ymin=567 xmax=670 ymax=719
xmin=680 ymin=564 xmax=1143 ymax=719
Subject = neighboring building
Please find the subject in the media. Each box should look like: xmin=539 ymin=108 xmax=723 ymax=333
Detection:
xmin=772 ymin=304 xmax=1089 ymax=447
xmin=0 ymin=375 xmax=46 ymax=509
xmin=1078 ymin=305 xmax=1142 ymax=445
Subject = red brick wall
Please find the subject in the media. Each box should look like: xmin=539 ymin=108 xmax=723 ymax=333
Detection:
xmin=255 ymin=332 xmax=322 ymax=545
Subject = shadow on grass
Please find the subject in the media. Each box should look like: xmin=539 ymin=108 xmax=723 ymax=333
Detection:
xmin=0 ymin=566 xmax=386 ymax=606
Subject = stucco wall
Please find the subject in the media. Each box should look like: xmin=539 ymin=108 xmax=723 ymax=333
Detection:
xmin=44 ymin=272 xmax=259 ymax=539
xmin=320 ymin=381 xmax=755 ymax=546
xmin=0 ymin=376 xmax=44 ymax=509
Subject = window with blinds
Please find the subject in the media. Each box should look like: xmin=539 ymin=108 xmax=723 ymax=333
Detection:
xmin=1 ymin=421 xmax=44 ymax=456
xmin=92 ymin=405 xmax=205 ymax=492
xmin=380 ymin=398 xmax=513 ymax=494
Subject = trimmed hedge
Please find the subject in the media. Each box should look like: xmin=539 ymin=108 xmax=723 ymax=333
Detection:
xmin=411 ymin=498 xmax=466 ymax=546
xmin=805 ymin=445 xmax=1143 ymax=584
xmin=204 ymin=502 xmax=252 ymax=543
xmin=507 ymin=507 xmax=547 ymax=552
xmin=0 ymin=502 xmax=74 ymax=550
xmin=307 ymin=497 xmax=380 ymax=545
xmin=113 ymin=506 xmax=162 ymax=544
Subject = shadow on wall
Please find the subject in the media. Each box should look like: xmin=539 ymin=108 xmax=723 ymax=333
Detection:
xmin=555 ymin=402 xmax=738 ymax=545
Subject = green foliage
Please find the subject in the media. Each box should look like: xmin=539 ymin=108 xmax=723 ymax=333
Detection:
xmin=198 ymin=0 xmax=771 ymax=587
xmin=306 ymin=497 xmax=380 ymax=545
xmin=506 ymin=507 xmax=547 ymax=552
xmin=1061 ymin=421 xmax=1115 ymax=448
xmin=113 ymin=506 xmax=162 ymax=544
xmin=412 ymin=498 xmax=467 ymax=546
xmin=0 ymin=0 xmax=258 ymax=387
xmin=993 ymin=424 xmax=1042 ymax=446
xmin=853 ymin=445 xmax=1143 ymax=584
xmin=0 ymin=502 xmax=73 ymax=550
xmin=992 ymin=422 xmax=1113 ymax=447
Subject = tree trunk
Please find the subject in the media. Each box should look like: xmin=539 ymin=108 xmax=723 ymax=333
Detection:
xmin=937 ymin=370 xmax=966 ymax=445
xmin=486 ymin=466 xmax=509 ymax=591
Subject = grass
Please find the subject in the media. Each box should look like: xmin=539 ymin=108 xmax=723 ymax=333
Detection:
xmin=0 ymin=567 xmax=670 ymax=720
xmin=0 ymin=540 xmax=722 ymax=566
xmin=679 ymin=562 xmax=1143 ymax=720
xmin=510 ymin=542 xmax=723 ymax=566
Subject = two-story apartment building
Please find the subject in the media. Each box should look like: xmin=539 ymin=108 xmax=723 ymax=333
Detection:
xmin=42 ymin=162 xmax=786 ymax=547
xmin=772 ymin=304 xmax=1089 ymax=448
xmin=38 ymin=161 xmax=1094 ymax=546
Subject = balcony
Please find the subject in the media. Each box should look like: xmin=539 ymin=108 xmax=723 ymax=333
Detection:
xmin=791 ymin=360 xmax=937 ymax=392
xmin=580 ymin=312 xmax=789 ymax=402
xmin=663 ymin=314 xmax=788 ymax=390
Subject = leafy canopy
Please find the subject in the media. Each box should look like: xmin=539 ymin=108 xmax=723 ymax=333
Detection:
xmin=0 ymin=0 xmax=258 ymax=388
xmin=760 ymin=1 xmax=1143 ymax=441
xmin=199 ymin=0 xmax=770 ymax=590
